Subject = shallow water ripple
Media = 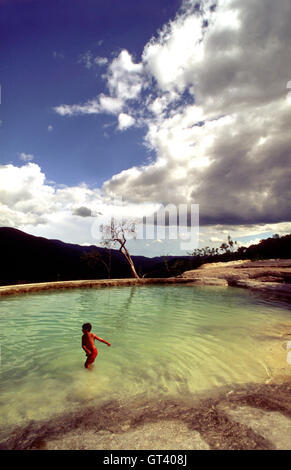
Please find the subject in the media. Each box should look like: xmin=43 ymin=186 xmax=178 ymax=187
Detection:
xmin=0 ymin=285 xmax=290 ymax=427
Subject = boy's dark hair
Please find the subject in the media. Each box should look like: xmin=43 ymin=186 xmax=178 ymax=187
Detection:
xmin=82 ymin=323 xmax=92 ymax=332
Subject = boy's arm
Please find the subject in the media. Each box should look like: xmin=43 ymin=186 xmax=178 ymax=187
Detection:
xmin=82 ymin=345 xmax=91 ymax=355
xmin=82 ymin=337 xmax=91 ymax=355
xmin=94 ymin=334 xmax=111 ymax=346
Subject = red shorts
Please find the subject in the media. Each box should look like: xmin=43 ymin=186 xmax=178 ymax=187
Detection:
xmin=85 ymin=347 xmax=98 ymax=366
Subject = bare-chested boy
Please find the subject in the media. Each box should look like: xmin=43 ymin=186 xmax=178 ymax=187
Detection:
xmin=82 ymin=323 xmax=111 ymax=369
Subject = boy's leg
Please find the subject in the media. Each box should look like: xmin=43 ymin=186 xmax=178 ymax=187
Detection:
xmin=84 ymin=348 xmax=98 ymax=369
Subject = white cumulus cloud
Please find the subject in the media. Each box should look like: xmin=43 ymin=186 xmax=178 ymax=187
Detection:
xmin=118 ymin=113 xmax=135 ymax=130
xmin=53 ymin=0 xmax=291 ymax=230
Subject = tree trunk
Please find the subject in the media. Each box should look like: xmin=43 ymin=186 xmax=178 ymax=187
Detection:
xmin=121 ymin=247 xmax=139 ymax=278
xmin=127 ymin=256 xmax=139 ymax=279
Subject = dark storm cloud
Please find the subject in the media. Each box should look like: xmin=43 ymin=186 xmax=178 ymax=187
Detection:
xmin=103 ymin=0 xmax=291 ymax=226
xmin=73 ymin=206 xmax=93 ymax=217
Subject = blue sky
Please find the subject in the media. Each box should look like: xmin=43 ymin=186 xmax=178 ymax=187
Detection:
xmin=1 ymin=0 xmax=291 ymax=256
xmin=0 ymin=0 xmax=180 ymax=186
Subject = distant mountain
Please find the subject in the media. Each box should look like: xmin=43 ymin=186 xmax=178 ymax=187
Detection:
xmin=0 ymin=227 xmax=196 ymax=285
xmin=1 ymin=227 xmax=289 ymax=286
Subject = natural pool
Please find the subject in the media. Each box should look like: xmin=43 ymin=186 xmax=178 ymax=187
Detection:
xmin=0 ymin=285 xmax=290 ymax=429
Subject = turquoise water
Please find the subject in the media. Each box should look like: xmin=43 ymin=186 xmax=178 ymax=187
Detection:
xmin=0 ymin=285 xmax=290 ymax=428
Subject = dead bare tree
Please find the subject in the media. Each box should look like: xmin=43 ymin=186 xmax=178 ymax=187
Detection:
xmin=100 ymin=217 xmax=139 ymax=279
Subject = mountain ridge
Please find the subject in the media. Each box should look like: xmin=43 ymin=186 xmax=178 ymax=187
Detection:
xmin=0 ymin=227 xmax=190 ymax=285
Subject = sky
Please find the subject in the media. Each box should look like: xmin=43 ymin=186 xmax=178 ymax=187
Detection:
xmin=0 ymin=0 xmax=291 ymax=257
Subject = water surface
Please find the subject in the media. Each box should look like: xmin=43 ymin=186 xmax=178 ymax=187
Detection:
xmin=0 ymin=285 xmax=290 ymax=428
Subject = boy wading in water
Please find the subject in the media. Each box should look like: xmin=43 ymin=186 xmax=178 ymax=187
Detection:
xmin=82 ymin=323 xmax=111 ymax=369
